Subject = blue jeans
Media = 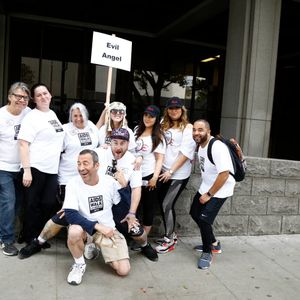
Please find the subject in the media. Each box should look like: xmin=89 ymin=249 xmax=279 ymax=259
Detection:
xmin=0 ymin=170 xmax=22 ymax=244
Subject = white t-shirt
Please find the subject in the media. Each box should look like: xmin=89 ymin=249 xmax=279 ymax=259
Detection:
xmin=95 ymin=147 xmax=142 ymax=189
xmin=0 ymin=106 xmax=31 ymax=172
xmin=63 ymin=174 xmax=120 ymax=228
xmin=197 ymin=137 xmax=236 ymax=198
xmin=134 ymin=133 xmax=166 ymax=177
xmin=163 ymin=126 xmax=196 ymax=180
xmin=98 ymin=125 xmax=136 ymax=150
xmin=58 ymin=121 xmax=99 ymax=185
xmin=18 ymin=108 xmax=65 ymax=174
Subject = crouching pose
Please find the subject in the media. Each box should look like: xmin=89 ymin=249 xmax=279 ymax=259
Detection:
xmin=63 ymin=149 xmax=130 ymax=285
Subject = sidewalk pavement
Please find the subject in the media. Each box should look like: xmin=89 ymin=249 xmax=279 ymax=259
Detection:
xmin=1 ymin=234 xmax=300 ymax=300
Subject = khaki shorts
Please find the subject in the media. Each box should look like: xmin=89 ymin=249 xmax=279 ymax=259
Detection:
xmin=93 ymin=230 xmax=129 ymax=263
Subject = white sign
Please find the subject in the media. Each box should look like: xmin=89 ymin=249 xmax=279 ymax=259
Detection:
xmin=91 ymin=32 xmax=132 ymax=72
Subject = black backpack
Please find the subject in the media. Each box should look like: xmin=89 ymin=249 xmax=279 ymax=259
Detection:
xmin=207 ymin=135 xmax=247 ymax=182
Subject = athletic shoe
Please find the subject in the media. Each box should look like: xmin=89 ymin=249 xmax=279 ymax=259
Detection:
xmin=67 ymin=263 xmax=86 ymax=285
xmin=141 ymin=243 xmax=158 ymax=261
xmin=130 ymin=240 xmax=142 ymax=251
xmin=155 ymin=238 xmax=176 ymax=254
xmin=0 ymin=241 xmax=4 ymax=249
xmin=194 ymin=240 xmax=222 ymax=254
xmin=84 ymin=243 xmax=99 ymax=260
xmin=18 ymin=239 xmax=42 ymax=259
xmin=2 ymin=243 xmax=19 ymax=256
xmin=155 ymin=232 xmax=178 ymax=245
xmin=198 ymin=252 xmax=213 ymax=270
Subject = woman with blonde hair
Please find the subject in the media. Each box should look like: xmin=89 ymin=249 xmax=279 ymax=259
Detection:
xmin=97 ymin=101 xmax=136 ymax=150
xmin=155 ymin=97 xmax=196 ymax=254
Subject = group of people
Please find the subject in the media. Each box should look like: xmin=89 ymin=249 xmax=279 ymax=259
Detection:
xmin=0 ymin=81 xmax=236 ymax=286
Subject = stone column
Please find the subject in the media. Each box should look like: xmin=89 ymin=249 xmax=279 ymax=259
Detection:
xmin=221 ymin=0 xmax=281 ymax=157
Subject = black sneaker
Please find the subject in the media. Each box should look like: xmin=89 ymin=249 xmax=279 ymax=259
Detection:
xmin=3 ymin=243 xmax=19 ymax=256
xmin=130 ymin=240 xmax=142 ymax=251
xmin=141 ymin=243 xmax=158 ymax=261
xmin=18 ymin=239 xmax=42 ymax=259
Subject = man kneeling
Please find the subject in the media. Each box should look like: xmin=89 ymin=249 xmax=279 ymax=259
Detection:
xmin=63 ymin=149 xmax=130 ymax=285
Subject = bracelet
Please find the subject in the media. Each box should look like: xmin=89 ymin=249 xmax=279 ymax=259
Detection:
xmin=128 ymin=211 xmax=136 ymax=216
xmin=207 ymin=191 xmax=214 ymax=197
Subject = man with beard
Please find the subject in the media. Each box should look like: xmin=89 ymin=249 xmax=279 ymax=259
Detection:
xmin=90 ymin=127 xmax=158 ymax=262
xmin=190 ymin=119 xmax=236 ymax=270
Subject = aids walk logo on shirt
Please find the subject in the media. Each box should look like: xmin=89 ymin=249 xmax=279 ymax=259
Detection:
xmin=78 ymin=132 xmax=92 ymax=146
xmin=88 ymin=195 xmax=103 ymax=214
xmin=48 ymin=120 xmax=63 ymax=132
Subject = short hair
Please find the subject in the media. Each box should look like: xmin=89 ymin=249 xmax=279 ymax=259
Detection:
xmin=30 ymin=83 xmax=50 ymax=98
xmin=7 ymin=82 xmax=30 ymax=104
xmin=194 ymin=119 xmax=210 ymax=130
xmin=68 ymin=102 xmax=89 ymax=127
xmin=79 ymin=149 xmax=99 ymax=164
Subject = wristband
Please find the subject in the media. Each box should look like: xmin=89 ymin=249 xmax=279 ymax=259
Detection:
xmin=128 ymin=211 xmax=136 ymax=216
xmin=207 ymin=191 xmax=214 ymax=197
xmin=23 ymin=167 xmax=31 ymax=169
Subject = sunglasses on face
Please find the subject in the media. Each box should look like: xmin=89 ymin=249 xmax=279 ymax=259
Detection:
xmin=111 ymin=109 xmax=125 ymax=115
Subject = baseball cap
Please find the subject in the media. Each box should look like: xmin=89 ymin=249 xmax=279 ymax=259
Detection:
xmin=144 ymin=105 xmax=160 ymax=117
xmin=166 ymin=97 xmax=183 ymax=108
xmin=110 ymin=128 xmax=130 ymax=141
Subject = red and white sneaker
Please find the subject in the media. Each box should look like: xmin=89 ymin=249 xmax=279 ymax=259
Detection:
xmin=155 ymin=238 xmax=176 ymax=254
xmin=155 ymin=232 xmax=178 ymax=245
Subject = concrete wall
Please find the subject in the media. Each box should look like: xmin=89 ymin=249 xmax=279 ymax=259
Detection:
xmin=152 ymin=156 xmax=300 ymax=237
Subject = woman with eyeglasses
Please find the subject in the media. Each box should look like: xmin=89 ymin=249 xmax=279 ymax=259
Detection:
xmin=0 ymin=82 xmax=31 ymax=256
xmin=18 ymin=83 xmax=65 ymax=247
xmin=97 ymin=101 xmax=136 ymax=150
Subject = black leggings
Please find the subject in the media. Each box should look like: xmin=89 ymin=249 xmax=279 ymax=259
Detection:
xmin=158 ymin=177 xmax=189 ymax=238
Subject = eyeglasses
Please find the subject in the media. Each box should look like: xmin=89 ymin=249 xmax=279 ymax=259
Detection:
xmin=12 ymin=93 xmax=30 ymax=101
xmin=111 ymin=109 xmax=125 ymax=115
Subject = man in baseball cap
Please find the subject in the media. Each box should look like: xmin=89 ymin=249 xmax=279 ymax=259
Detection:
xmin=110 ymin=128 xmax=130 ymax=141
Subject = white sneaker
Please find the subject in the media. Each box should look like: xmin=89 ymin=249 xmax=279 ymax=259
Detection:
xmin=84 ymin=242 xmax=99 ymax=260
xmin=67 ymin=263 xmax=86 ymax=285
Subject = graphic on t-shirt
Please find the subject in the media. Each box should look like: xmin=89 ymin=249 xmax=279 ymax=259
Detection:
xmin=165 ymin=130 xmax=173 ymax=145
xmin=135 ymin=138 xmax=149 ymax=152
xmin=200 ymin=156 xmax=205 ymax=172
xmin=14 ymin=124 xmax=21 ymax=140
xmin=48 ymin=120 xmax=64 ymax=132
xmin=88 ymin=195 xmax=103 ymax=213
xmin=104 ymin=135 xmax=112 ymax=145
xmin=78 ymin=132 xmax=92 ymax=146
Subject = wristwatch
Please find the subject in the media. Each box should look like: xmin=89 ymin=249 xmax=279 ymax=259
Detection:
xmin=207 ymin=191 xmax=214 ymax=197
xmin=169 ymin=169 xmax=174 ymax=175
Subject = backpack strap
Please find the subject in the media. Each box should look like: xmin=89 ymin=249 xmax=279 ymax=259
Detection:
xmin=207 ymin=137 xmax=217 ymax=165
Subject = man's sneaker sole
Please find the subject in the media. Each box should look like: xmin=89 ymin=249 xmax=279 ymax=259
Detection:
xmin=194 ymin=246 xmax=222 ymax=254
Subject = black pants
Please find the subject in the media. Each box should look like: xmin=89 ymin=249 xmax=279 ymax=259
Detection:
xmin=22 ymin=168 xmax=59 ymax=243
xmin=190 ymin=192 xmax=227 ymax=253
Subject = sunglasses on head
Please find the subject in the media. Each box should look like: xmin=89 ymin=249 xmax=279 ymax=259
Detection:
xmin=111 ymin=109 xmax=125 ymax=115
